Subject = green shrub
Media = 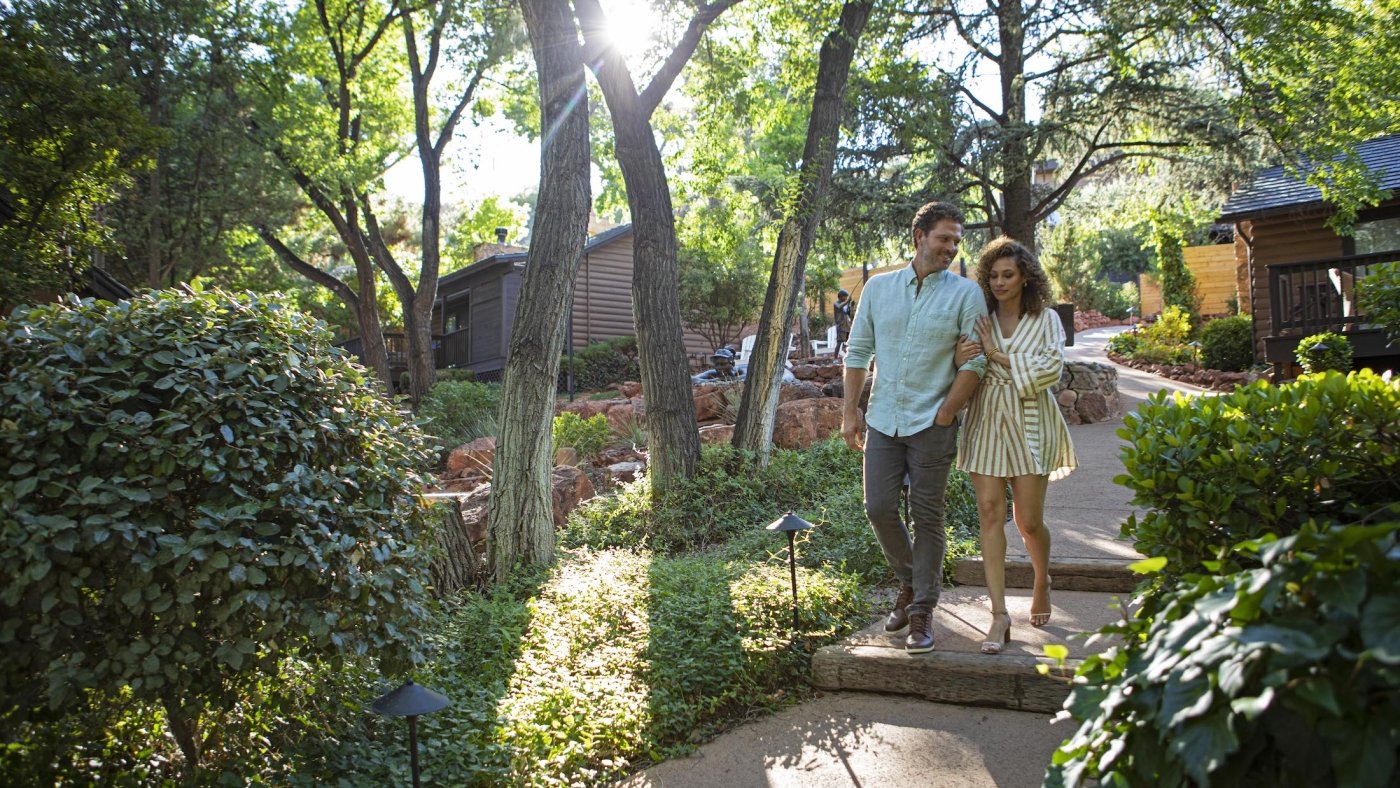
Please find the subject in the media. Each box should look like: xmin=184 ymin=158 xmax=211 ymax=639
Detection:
xmin=1144 ymin=303 xmax=1194 ymax=346
xmin=1049 ymin=519 xmax=1400 ymax=787
xmin=552 ymin=411 xmax=611 ymax=462
xmin=1105 ymin=328 xmax=1142 ymax=357
xmin=1296 ymin=331 xmax=1354 ymax=373
xmin=1152 ymin=221 xmax=1199 ymax=322
xmin=1358 ymin=261 xmax=1400 ymax=344
xmin=0 ymin=289 xmax=436 ymax=774
xmin=1117 ymin=370 xmax=1400 ymax=579
xmin=559 ymin=337 xmax=640 ymax=392
xmin=564 ymin=438 xmax=982 ymax=583
xmin=418 ymin=379 xmax=502 ymax=452
xmin=1198 ymin=314 xmax=1255 ymax=371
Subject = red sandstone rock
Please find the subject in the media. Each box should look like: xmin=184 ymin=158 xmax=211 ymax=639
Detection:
xmin=445 ymin=436 xmax=496 ymax=478
xmin=698 ymin=424 xmax=735 ymax=445
xmin=772 ymin=398 xmax=844 ymax=450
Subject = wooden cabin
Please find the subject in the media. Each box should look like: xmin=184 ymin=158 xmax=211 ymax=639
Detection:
xmin=1219 ymin=134 xmax=1400 ymax=377
xmin=428 ymin=223 xmax=716 ymax=380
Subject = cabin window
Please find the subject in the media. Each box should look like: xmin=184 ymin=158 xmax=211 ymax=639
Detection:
xmin=1352 ymin=215 xmax=1400 ymax=255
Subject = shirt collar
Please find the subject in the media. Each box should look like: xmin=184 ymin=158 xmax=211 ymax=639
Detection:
xmin=903 ymin=265 xmax=946 ymax=287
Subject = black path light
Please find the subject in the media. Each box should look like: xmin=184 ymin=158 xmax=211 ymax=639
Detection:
xmin=766 ymin=512 xmax=815 ymax=633
xmin=371 ymin=680 xmax=451 ymax=788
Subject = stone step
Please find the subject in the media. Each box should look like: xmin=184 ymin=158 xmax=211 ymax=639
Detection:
xmin=812 ymin=585 xmax=1131 ymax=714
xmin=953 ymin=556 xmax=1140 ymax=593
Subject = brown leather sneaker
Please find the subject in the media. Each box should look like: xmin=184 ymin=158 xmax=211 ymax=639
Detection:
xmin=884 ymin=584 xmax=914 ymax=632
xmin=906 ymin=611 xmax=935 ymax=653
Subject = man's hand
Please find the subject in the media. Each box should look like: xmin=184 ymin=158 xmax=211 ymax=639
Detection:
xmin=842 ymin=408 xmax=866 ymax=451
xmin=933 ymin=408 xmax=957 ymax=427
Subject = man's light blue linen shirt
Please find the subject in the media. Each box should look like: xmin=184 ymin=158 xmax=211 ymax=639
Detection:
xmin=843 ymin=266 xmax=988 ymax=437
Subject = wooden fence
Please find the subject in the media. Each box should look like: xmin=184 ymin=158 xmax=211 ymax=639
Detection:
xmin=1140 ymin=244 xmax=1238 ymax=316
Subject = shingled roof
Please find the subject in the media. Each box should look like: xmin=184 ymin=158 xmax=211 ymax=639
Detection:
xmin=1219 ymin=133 xmax=1400 ymax=222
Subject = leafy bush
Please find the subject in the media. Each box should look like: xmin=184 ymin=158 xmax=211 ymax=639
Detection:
xmin=1151 ymin=220 xmax=1199 ymax=322
xmin=552 ymin=411 xmax=611 ymax=462
xmin=1358 ymin=261 xmax=1400 ymax=344
xmin=0 ymin=289 xmax=436 ymax=773
xmin=1296 ymin=331 xmax=1353 ymax=373
xmin=1198 ymin=314 xmax=1255 ymax=371
xmin=418 ymin=379 xmax=502 ymax=452
xmin=1105 ymin=328 xmax=1142 ymax=357
xmin=1117 ymin=370 xmax=1400 ymax=578
xmin=1049 ymin=519 xmax=1400 ymax=787
xmin=559 ymin=337 xmax=640 ymax=392
xmin=1053 ymin=370 xmax=1400 ymax=786
xmin=436 ymin=367 xmax=478 ymax=383
xmin=564 ymin=438 xmax=982 ymax=583
xmin=1144 ymin=304 xmax=1194 ymax=346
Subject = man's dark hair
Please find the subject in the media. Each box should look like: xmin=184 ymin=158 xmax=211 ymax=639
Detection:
xmin=911 ymin=201 xmax=966 ymax=241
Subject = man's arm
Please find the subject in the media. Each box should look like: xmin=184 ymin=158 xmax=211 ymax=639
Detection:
xmin=841 ymin=365 xmax=869 ymax=451
xmin=935 ymin=369 xmax=980 ymax=426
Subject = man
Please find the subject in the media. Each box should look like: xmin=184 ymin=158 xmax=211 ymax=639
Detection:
xmin=833 ymin=288 xmax=853 ymax=347
xmin=840 ymin=201 xmax=987 ymax=653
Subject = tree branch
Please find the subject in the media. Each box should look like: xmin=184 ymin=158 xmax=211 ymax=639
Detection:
xmin=256 ymin=225 xmax=359 ymax=311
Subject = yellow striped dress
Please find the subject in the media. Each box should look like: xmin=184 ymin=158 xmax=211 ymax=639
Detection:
xmin=957 ymin=308 xmax=1078 ymax=481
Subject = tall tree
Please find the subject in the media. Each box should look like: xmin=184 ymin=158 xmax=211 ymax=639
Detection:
xmin=6 ymin=0 xmax=285 ymax=291
xmin=920 ymin=0 xmax=1248 ymax=250
xmin=250 ymin=0 xmax=521 ymax=403
xmin=574 ymin=0 xmax=741 ymax=494
xmin=1150 ymin=0 xmax=1400 ymax=230
xmin=247 ymin=0 xmax=412 ymax=391
xmin=371 ymin=0 xmax=522 ymax=406
xmin=0 ymin=18 xmax=157 ymax=307
xmin=732 ymin=0 xmax=873 ymax=459
xmin=489 ymin=0 xmax=592 ymax=581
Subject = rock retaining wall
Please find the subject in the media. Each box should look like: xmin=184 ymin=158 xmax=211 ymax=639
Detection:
xmin=1052 ymin=361 xmax=1120 ymax=425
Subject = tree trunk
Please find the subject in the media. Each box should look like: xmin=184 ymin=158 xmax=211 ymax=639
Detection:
xmin=430 ymin=500 xmax=485 ymax=595
xmin=489 ymin=0 xmax=591 ymax=582
xmin=162 ymin=696 xmax=201 ymax=782
xmin=613 ymin=110 xmax=700 ymax=492
xmin=733 ymin=0 xmax=873 ymax=461
xmin=998 ymin=0 xmax=1035 ymax=251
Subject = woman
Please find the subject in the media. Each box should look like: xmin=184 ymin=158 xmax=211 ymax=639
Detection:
xmin=956 ymin=237 xmax=1077 ymax=655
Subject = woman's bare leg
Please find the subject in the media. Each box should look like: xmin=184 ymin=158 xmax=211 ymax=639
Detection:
xmin=971 ymin=472 xmax=1011 ymax=629
xmin=1010 ymin=474 xmax=1052 ymax=625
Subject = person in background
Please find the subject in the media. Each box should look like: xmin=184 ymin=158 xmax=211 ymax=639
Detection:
xmin=833 ymin=288 xmax=853 ymax=347
xmin=841 ymin=201 xmax=987 ymax=654
xmin=955 ymin=237 xmax=1077 ymax=655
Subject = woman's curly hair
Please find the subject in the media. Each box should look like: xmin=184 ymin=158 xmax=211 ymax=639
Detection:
xmin=976 ymin=237 xmax=1051 ymax=316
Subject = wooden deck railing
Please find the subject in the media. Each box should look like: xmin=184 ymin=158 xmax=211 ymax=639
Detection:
xmin=1267 ymin=250 xmax=1395 ymax=338
xmin=1264 ymin=250 xmax=1399 ymax=365
xmin=337 ymin=330 xmax=472 ymax=370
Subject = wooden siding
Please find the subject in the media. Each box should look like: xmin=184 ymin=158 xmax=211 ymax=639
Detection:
xmin=572 ymin=243 xmax=634 ymax=349
xmin=572 ymin=237 xmax=716 ymax=360
xmin=1139 ymin=277 xmax=1163 ymax=316
xmin=1245 ymin=212 xmax=1344 ymax=354
xmin=472 ymin=276 xmax=505 ymax=370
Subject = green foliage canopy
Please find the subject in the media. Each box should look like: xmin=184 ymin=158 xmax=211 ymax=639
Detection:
xmin=0 ymin=18 xmax=157 ymax=304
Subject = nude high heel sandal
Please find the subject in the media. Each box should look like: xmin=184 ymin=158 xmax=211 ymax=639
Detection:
xmin=1031 ymin=576 xmax=1052 ymax=627
xmin=981 ymin=612 xmax=1012 ymax=655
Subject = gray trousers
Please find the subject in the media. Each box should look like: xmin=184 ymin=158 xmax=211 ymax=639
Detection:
xmin=864 ymin=423 xmax=957 ymax=614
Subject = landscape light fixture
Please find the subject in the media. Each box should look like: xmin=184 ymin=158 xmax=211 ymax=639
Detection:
xmin=766 ymin=511 xmax=815 ymax=634
xmin=371 ymin=680 xmax=451 ymax=788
